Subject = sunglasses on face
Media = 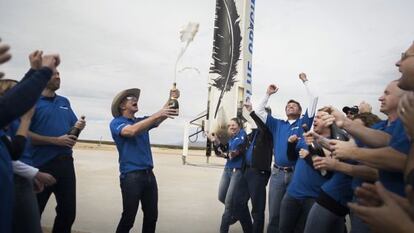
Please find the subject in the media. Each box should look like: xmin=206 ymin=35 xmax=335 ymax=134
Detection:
xmin=401 ymin=52 xmax=414 ymax=61
xmin=125 ymin=96 xmax=138 ymax=102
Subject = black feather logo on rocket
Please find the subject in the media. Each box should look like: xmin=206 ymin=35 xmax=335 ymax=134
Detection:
xmin=209 ymin=0 xmax=242 ymax=118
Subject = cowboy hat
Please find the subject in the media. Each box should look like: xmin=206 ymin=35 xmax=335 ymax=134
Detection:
xmin=111 ymin=88 xmax=141 ymax=117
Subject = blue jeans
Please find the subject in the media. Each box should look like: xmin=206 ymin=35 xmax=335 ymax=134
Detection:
xmin=303 ymin=203 xmax=345 ymax=233
xmin=279 ymin=193 xmax=315 ymax=233
xmin=218 ymin=168 xmax=233 ymax=204
xmin=244 ymin=168 xmax=269 ymax=233
xmin=37 ymin=155 xmax=76 ymax=233
xmin=267 ymin=167 xmax=293 ymax=233
xmin=220 ymin=169 xmax=252 ymax=233
xmin=116 ymin=169 xmax=158 ymax=233
xmin=13 ymin=175 xmax=42 ymax=233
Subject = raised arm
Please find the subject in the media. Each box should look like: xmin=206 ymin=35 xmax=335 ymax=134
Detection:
xmin=255 ymin=84 xmax=278 ymax=123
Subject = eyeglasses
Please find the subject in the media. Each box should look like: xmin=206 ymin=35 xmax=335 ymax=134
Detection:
xmin=125 ymin=96 xmax=138 ymax=102
xmin=401 ymin=52 xmax=414 ymax=61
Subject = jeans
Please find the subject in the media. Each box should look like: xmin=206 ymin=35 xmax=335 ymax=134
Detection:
xmin=279 ymin=193 xmax=315 ymax=233
xmin=37 ymin=155 xmax=76 ymax=233
xmin=303 ymin=203 xmax=345 ymax=233
xmin=220 ymin=169 xmax=252 ymax=233
xmin=116 ymin=169 xmax=158 ymax=233
xmin=244 ymin=168 xmax=269 ymax=233
xmin=218 ymin=168 xmax=233 ymax=204
xmin=267 ymin=167 xmax=293 ymax=233
xmin=350 ymin=196 xmax=371 ymax=233
xmin=13 ymin=175 xmax=42 ymax=233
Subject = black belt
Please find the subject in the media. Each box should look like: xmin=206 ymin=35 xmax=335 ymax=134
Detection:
xmin=130 ymin=168 xmax=153 ymax=175
xmin=273 ymin=164 xmax=293 ymax=172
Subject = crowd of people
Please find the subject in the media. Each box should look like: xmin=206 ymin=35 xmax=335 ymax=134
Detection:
xmin=207 ymin=43 xmax=414 ymax=233
xmin=0 ymin=36 xmax=413 ymax=233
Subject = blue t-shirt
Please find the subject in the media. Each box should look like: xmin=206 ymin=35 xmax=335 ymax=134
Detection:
xmin=225 ymin=129 xmax=247 ymax=169
xmin=351 ymin=120 xmax=391 ymax=190
xmin=380 ymin=118 xmax=410 ymax=196
xmin=287 ymin=139 xmax=327 ymax=199
xmin=266 ymin=111 xmax=313 ymax=167
xmin=0 ymin=130 xmax=13 ymax=233
xmin=110 ymin=116 xmax=157 ymax=174
xmin=322 ymin=171 xmax=353 ymax=206
xmin=30 ymin=95 xmax=78 ymax=167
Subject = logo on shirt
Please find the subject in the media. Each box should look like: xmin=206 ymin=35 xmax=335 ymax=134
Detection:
xmin=291 ymin=126 xmax=299 ymax=131
xmin=59 ymin=106 xmax=69 ymax=110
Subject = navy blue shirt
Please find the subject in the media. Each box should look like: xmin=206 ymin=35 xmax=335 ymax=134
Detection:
xmin=287 ymin=139 xmax=327 ymax=199
xmin=245 ymin=130 xmax=258 ymax=166
xmin=30 ymin=95 xmax=78 ymax=167
xmin=266 ymin=111 xmax=313 ymax=167
xmin=0 ymin=130 xmax=13 ymax=233
xmin=110 ymin=116 xmax=157 ymax=174
xmin=225 ymin=129 xmax=247 ymax=169
xmin=380 ymin=118 xmax=410 ymax=196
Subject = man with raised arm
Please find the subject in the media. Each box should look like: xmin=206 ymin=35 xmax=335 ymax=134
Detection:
xmin=255 ymin=73 xmax=318 ymax=233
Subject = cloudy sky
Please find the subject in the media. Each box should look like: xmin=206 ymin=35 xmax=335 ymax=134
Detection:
xmin=1 ymin=0 xmax=413 ymax=145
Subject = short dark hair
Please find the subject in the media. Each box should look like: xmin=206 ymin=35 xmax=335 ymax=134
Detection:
xmin=230 ymin=117 xmax=243 ymax=128
xmin=286 ymin=99 xmax=302 ymax=112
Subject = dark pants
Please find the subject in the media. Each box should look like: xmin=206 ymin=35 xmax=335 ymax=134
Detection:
xmin=303 ymin=203 xmax=345 ymax=233
xmin=13 ymin=175 xmax=42 ymax=233
xmin=37 ymin=155 xmax=76 ymax=233
xmin=244 ymin=168 xmax=269 ymax=233
xmin=220 ymin=169 xmax=252 ymax=233
xmin=116 ymin=169 xmax=158 ymax=233
xmin=279 ymin=193 xmax=315 ymax=233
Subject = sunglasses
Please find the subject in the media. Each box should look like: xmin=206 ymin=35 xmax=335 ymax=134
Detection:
xmin=125 ymin=96 xmax=138 ymax=102
xmin=401 ymin=52 xmax=414 ymax=61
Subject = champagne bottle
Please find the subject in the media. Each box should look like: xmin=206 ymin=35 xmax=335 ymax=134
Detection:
xmin=68 ymin=116 xmax=85 ymax=138
xmin=330 ymin=122 xmax=349 ymax=141
xmin=168 ymin=82 xmax=179 ymax=116
xmin=302 ymin=124 xmax=328 ymax=176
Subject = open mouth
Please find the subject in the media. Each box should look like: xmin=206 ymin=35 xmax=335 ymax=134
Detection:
xmin=132 ymin=103 xmax=137 ymax=107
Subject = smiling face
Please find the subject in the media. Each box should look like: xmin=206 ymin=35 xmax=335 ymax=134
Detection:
xmin=227 ymin=119 xmax=241 ymax=137
xmin=396 ymin=42 xmax=414 ymax=91
xmin=378 ymin=81 xmax=404 ymax=115
xmin=285 ymin=100 xmax=302 ymax=119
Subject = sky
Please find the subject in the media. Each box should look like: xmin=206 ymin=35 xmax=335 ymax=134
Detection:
xmin=1 ymin=0 xmax=413 ymax=145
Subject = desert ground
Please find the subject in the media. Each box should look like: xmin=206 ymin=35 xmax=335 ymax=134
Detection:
xmin=41 ymin=142 xmax=250 ymax=233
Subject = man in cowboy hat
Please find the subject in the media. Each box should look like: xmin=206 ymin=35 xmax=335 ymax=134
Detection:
xmin=110 ymin=87 xmax=179 ymax=233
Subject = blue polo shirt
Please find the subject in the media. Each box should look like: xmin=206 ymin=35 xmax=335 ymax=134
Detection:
xmin=351 ymin=120 xmax=392 ymax=190
xmin=110 ymin=116 xmax=157 ymax=174
xmin=0 ymin=130 xmax=13 ymax=233
xmin=30 ymin=95 xmax=78 ymax=167
xmin=322 ymin=171 xmax=353 ymax=206
xmin=287 ymin=139 xmax=327 ymax=199
xmin=266 ymin=111 xmax=313 ymax=167
xmin=380 ymin=118 xmax=410 ymax=196
xmin=225 ymin=129 xmax=247 ymax=169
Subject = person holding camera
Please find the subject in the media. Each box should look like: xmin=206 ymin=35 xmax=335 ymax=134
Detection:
xmin=110 ymin=87 xmax=178 ymax=233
